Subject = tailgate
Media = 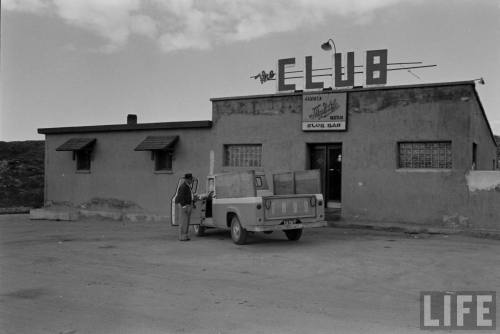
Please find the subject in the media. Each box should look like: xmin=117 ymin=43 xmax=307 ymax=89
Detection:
xmin=263 ymin=195 xmax=317 ymax=220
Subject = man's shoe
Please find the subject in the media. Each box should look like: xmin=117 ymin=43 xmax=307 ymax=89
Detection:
xmin=179 ymin=238 xmax=190 ymax=241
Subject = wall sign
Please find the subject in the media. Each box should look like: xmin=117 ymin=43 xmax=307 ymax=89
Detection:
xmin=302 ymin=92 xmax=347 ymax=131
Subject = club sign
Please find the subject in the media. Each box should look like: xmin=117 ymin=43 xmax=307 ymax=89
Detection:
xmin=251 ymin=48 xmax=436 ymax=92
xmin=250 ymin=47 xmax=436 ymax=132
xmin=280 ymin=49 xmax=388 ymax=92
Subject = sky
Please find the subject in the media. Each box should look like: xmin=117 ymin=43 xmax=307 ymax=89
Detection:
xmin=1 ymin=0 xmax=500 ymax=141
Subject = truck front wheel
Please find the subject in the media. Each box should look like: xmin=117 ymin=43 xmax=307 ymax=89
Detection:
xmin=230 ymin=216 xmax=247 ymax=245
xmin=284 ymin=229 xmax=303 ymax=241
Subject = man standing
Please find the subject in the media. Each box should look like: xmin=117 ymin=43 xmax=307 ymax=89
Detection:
xmin=175 ymin=173 xmax=194 ymax=241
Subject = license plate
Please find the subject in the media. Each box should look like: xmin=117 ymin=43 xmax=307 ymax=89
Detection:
xmin=283 ymin=219 xmax=296 ymax=225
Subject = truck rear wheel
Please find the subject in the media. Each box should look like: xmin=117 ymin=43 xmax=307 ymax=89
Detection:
xmin=230 ymin=216 xmax=247 ymax=245
xmin=193 ymin=225 xmax=206 ymax=236
xmin=284 ymin=228 xmax=303 ymax=241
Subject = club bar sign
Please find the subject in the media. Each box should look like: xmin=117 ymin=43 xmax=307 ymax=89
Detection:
xmin=303 ymin=92 xmax=346 ymax=131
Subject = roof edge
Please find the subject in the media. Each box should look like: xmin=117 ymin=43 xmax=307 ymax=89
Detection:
xmin=471 ymin=86 xmax=498 ymax=148
xmin=210 ymin=80 xmax=476 ymax=102
xmin=38 ymin=120 xmax=212 ymax=135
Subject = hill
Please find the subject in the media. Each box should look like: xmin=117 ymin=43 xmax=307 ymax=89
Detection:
xmin=0 ymin=141 xmax=45 ymax=211
xmin=496 ymin=135 xmax=500 ymax=168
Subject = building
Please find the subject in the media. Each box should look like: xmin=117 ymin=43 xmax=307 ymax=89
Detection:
xmin=495 ymin=135 xmax=500 ymax=168
xmin=38 ymin=81 xmax=499 ymax=228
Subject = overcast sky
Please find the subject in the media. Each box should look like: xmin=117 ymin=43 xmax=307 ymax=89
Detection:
xmin=1 ymin=0 xmax=500 ymax=141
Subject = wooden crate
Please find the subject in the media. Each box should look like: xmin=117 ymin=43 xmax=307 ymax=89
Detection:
xmin=272 ymin=170 xmax=321 ymax=195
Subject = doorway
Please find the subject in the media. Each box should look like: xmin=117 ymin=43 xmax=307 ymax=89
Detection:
xmin=309 ymin=144 xmax=342 ymax=207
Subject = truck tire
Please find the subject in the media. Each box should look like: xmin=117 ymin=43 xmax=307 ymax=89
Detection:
xmin=230 ymin=215 xmax=247 ymax=245
xmin=193 ymin=225 xmax=206 ymax=236
xmin=284 ymin=228 xmax=303 ymax=241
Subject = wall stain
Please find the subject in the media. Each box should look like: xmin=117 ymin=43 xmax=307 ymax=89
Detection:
xmin=33 ymin=256 xmax=59 ymax=264
xmin=3 ymin=287 xmax=50 ymax=300
xmin=213 ymin=86 xmax=473 ymax=120
xmin=213 ymin=96 xmax=300 ymax=122
xmin=98 ymin=244 xmax=116 ymax=249
xmin=349 ymin=86 xmax=473 ymax=114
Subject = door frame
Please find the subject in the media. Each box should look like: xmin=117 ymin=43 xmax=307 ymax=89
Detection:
xmin=308 ymin=143 xmax=342 ymax=207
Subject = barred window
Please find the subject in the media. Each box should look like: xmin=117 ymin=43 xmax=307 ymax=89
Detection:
xmin=224 ymin=144 xmax=262 ymax=167
xmin=398 ymin=142 xmax=452 ymax=169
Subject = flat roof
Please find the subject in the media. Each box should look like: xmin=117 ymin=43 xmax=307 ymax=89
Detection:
xmin=210 ymin=80 xmax=476 ymax=102
xmin=38 ymin=120 xmax=212 ymax=135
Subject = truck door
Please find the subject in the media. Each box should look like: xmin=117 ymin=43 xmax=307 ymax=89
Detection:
xmin=190 ymin=178 xmax=202 ymax=224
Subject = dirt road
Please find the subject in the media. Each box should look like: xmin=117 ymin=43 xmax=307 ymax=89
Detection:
xmin=1 ymin=214 xmax=499 ymax=333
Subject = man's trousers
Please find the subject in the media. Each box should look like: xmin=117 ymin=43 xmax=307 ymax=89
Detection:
xmin=179 ymin=204 xmax=192 ymax=240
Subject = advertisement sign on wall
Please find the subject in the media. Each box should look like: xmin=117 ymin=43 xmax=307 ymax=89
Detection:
xmin=302 ymin=92 xmax=347 ymax=131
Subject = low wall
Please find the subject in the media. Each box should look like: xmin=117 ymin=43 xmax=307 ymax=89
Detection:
xmin=342 ymin=170 xmax=500 ymax=233
xmin=463 ymin=171 xmax=500 ymax=230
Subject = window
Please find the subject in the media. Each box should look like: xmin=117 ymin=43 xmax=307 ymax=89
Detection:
xmin=255 ymin=176 xmax=263 ymax=187
xmin=398 ymin=142 xmax=452 ymax=169
xmin=208 ymin=178 xmax=215 ymax=193
xmin=134 ymin=136 xmax=178 ymax=173
xmin=76 ymin=150 xmax=91 ymax=171
xmin=224 ymin=144 xmax=262 ymax=167
xmin=154 ymin=150 xmax=172 ymax=171
xmin=56 ymin=138 xmax=96 ymax=172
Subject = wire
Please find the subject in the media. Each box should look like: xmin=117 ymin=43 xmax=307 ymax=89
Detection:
xmin=407 ymin=69 xmax=421 ymax=80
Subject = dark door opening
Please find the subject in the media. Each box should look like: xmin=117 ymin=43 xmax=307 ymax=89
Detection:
xmin=310 ymin=144 xmax=342 ymax=205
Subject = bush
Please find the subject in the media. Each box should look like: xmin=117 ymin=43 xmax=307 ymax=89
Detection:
xmin=0 ymin=141 xmax=44 ymax=208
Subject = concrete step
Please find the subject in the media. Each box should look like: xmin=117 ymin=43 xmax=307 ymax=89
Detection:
xmin=30 ymin=207 xmax=170 ymax=222
xmin=325 ymin=208 xmax=341 ymax=221
xmin=30 ymin=208 xmax=79 ymax=221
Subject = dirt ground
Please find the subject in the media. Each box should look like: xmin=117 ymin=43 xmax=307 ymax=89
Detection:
xmin=0 ymin=214 xmax=499 ymax=334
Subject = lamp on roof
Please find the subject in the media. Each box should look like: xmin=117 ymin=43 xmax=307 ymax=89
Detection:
xmin=320 ymin=38 xmax=337 ymax=54
xmin=320 ymin=38 xmax=337 ymax=88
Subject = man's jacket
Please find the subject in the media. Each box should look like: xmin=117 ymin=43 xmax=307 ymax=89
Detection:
xmin=175 ymin=182 xmax=193 ymax=207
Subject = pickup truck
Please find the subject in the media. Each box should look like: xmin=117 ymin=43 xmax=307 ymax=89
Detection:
xmin=182 ymin=170 xmax=326 ymax=244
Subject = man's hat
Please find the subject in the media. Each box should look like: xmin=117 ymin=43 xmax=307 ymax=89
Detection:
xmin=184 ymin=173 xmax=193 ymax=179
